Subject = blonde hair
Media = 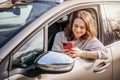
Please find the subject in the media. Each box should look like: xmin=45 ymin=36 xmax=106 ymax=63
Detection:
xmin=65 ymin=10 xmax=97 ymax=41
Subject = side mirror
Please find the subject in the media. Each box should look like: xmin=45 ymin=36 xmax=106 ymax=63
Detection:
xmin=34 ymin=51 xmax=74 ymax=72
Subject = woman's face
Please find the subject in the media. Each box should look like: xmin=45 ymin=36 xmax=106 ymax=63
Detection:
xmin=72 ymin=18 xmax=86 ymax=39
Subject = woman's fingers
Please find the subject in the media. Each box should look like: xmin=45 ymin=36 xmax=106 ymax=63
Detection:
xmin=64 ymin=51 xmax=73 ymax=57
xmin=68 ymin=50 xmax=75 ymax=54
xmin=69 ymin=48 xmax=80 ymax=54
xmin=64 ymin=51 xmax=81 ymax=58
xmin=71 ymin=47 xmax=81 ymax=52
xmin=71 ymin=53 xmax=81 ymax=58
xmin=62 ymin=49 xmax=69 ymax=53
xmin=71 ymin=47 xmax=77 ymax=51
xmin=63 ymin=47 xmax=82 ymax=58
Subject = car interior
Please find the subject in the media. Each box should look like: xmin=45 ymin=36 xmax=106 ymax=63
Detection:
xmin=48 ymin=8 xmax=98 ymax=51
xmin=48 ymin=14 xmax=70 ymax=50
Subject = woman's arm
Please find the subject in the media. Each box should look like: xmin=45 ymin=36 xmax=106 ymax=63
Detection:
xmin=80 ymin=51 xmax=99 ymax=59
xmin=69 ymin=47 xmax=99 ymax=59
xmin=68 ymin=37 xmax=109 ymax=60
xmin=84 ymin=37 xmax=109 ymax=59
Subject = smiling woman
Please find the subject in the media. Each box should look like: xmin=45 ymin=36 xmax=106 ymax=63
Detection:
xmin=52 ymin=10 xmax=109 ymax=60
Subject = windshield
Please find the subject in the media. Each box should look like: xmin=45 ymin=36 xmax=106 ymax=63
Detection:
xmin=0 ymin=0 xmax=7 ymax=3
xmin=0 ymin=1 xmax=57 ymax=48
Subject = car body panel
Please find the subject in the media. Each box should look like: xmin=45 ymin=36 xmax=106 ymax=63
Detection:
xmin=111 ymin=41 xmax=120 ymax=80
xmin=0 ymin=0 xmax=120 ymax=80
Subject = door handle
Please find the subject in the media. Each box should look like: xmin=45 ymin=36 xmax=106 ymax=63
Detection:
xmin=93 ymin=61 xmax=110 ymax=73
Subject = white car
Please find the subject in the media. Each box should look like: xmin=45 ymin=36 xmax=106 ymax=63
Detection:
xmin=0 ymin=0 xmax=120 ymax=80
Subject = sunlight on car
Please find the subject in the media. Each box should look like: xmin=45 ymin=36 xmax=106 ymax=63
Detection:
xmin=0 ymin=0 xmax=7 ymax=3
xmin=0 ymin=5 xmax=32 ymax=25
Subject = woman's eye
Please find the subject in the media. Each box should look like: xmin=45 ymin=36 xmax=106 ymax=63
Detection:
xmin=74 ymin=25 xmax=78 ymax=28
xmin=81 ymin=26 xmax=85 ymax=29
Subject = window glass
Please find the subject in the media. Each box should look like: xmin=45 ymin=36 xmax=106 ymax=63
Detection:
xmin=101 ymin=3 xmax=120 ymax=45
xmin=0 ymin=1 xmax=57 ymax=48
xmin=12 ymin=29 xmax=44 ymax=69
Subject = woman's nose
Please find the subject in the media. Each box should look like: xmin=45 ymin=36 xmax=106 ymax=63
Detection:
xmin=76 ymin=27 xmax=82 ymax=32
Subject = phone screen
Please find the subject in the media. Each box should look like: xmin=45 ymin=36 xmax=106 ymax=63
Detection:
xmin=63 ymin=41 xmax=73 ymax=50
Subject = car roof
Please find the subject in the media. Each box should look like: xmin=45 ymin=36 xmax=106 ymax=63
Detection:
xmin=66 ymin=0 xmax=120 ymax=2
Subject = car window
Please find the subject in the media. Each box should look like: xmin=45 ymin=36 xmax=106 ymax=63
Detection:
xmin=101 ymin=3 xmax=120 ymax=45
xmin=0 ymin=1 xmax=57 ymax=48
xmin=12 ymin=29 xmax=44 ymax=69
xmin=48 ymin=8 xmax=98 ymax=50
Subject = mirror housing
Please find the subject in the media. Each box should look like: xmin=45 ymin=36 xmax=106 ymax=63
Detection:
xmin=34 ymin=51 xmax=74 ymax=72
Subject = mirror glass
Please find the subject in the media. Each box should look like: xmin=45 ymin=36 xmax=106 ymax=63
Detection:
xmin=35 ymin=51 xmax=74 ymax=72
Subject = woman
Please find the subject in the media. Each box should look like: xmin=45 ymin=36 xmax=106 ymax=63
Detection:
xmin=52 ymin=10 xmax=109 ymax=59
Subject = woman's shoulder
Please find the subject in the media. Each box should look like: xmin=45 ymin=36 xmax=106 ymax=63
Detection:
xmin=85 ymin=37 xmax=105 ymax=49
xmin=56 ymin=31 xmax=64 ymax=34
xmin=56 ymin=31 xmax=65 ymax=37
xmin=88 ymin=37 xmax=101 ymax=43
xmin=55 ymin=31 xmax=67 ymax=41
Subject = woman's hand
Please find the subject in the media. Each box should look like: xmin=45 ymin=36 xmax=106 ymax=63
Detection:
xmin=62 ymin=47 xmax=86 ymax=58
xmin=62 ymin=47 xmax=99 ymax=59
xmin=62 ymin=49 xmax=73 ymax=57
xmin=69 ymin=47 xmax=84 ymax=58
xmin=63 ymin=47 xmax=84 ymax=58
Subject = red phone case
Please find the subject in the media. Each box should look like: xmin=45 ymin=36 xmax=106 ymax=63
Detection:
xmin=63 ymin=41 xmax=73 ymax=50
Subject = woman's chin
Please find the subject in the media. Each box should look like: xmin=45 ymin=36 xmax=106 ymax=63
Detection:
xmin=75 ymin=35 xmax=82 ymax=39
xmin=75 ymin=36 xmax=80 ymax=39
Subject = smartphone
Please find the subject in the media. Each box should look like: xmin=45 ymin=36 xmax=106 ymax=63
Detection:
xmin=63 ymin=41 xmax=74 ymax=50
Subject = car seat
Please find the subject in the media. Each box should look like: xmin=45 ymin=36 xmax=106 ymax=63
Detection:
xmin=48 ymin=15 xmax=69 ymax=50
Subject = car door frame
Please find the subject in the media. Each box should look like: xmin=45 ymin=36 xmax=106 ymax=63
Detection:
xmin=101 ymin=1 xmax=120 ymax=80
xmin=43 ymin=2 xmax=112 ymax=80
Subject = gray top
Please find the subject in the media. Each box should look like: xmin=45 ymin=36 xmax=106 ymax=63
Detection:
xmin=52 ymin=31 xmax=109 ymax=59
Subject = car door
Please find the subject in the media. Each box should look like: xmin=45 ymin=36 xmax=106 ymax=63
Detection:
xmin=6 ymin=28 xmax=45 ymax=80
xmin=41 ymin=2 xmax=112 ymax=80
xmin=0 ymin=1 xmax=58 ymax=80
xmin=101 ymin=2 xmax=120 ymax=80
